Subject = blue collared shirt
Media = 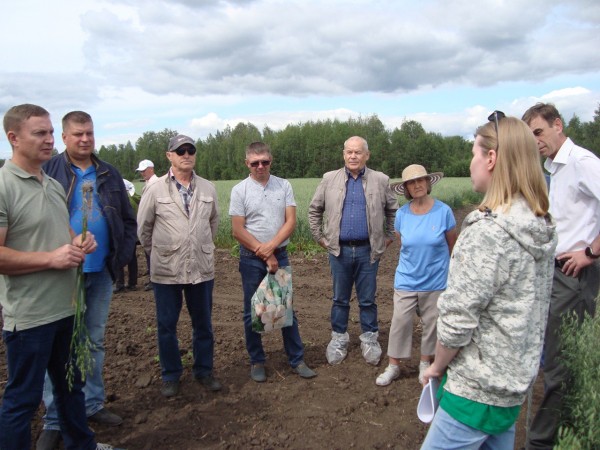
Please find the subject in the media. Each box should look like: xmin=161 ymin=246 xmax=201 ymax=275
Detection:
xmin=339 ymin=167 xmax=369 ymax=241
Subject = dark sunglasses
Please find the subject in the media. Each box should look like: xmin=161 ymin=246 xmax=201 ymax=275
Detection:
xmin=487 ymin=110 xmax=506 ymax=151
xmin=171 ymin=146 xmax=196 ymax=156
xmin=249 ymin=160 xmax=271 ymax=168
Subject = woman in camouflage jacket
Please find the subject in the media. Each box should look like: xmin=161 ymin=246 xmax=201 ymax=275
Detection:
xmin=420 ymin=114 xmax=557 ymax=450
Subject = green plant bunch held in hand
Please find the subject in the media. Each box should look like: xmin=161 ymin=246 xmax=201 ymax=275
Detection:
xmin=66 ymin=181 xmax=95 ymax=390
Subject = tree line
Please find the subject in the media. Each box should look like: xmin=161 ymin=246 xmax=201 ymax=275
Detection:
xmin=2 ymin=107 xmax=598 ymax=179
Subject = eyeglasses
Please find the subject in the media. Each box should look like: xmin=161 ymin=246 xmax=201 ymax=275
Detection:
xmin=171 ymin=146 xmax=196 ymax=156
xmin=487 ymin=110 xmax=506 ymax=151
xmin=249 ymin=160 xmax=271 ymax=168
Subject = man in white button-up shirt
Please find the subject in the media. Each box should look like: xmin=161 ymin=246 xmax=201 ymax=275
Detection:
xmin=522 ymin=103 xmax=600 ymax=450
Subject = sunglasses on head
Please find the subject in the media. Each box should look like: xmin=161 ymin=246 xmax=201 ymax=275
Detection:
xmin=487 ymin=110 xmax=506 ymax=151
xmin=249 ymin=160 xmax=271 ymax=168
xmin=171 ymin=146 xmax=196 ymax=156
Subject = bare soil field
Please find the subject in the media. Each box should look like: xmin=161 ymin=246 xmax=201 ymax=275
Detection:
xmin=0 ymin=206 xmax=543 ymax=449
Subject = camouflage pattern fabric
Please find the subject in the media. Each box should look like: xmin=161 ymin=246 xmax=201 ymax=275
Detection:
xmin=438 ymin=196 xmax=557 ymax=407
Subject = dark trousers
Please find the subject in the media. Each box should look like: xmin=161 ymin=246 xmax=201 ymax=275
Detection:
xmin=153 ymin=280 xmax=215 ymax=381
xmin=527 ymin=262 xmax=599 ymax=449
xmin=0 ymin=317 xmax=95 ymax=450
xmin=116 ymin=245 xmax=138 ymax=288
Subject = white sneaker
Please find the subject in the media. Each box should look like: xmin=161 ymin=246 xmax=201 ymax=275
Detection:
xmin=375 ymin=364 xmax=400 ymax=386
xmin=418 ymin=360 xmax=431 ymax=385
xmin=326 ymin=331 xmax=349 ymax=365
xmin=359 ymin=331 xmax=382 ymax=365
xmin=96 ymin=445 xmax=114 ymax=450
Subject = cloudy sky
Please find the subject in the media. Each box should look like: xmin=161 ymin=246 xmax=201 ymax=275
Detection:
xmin=1 ymin=0 xmax=599 ymax=159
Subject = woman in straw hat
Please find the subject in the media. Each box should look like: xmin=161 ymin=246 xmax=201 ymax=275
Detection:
xmin=375 ymin=164 xmax=457 ymax=387
xmin=420 ymin=113 xmax=556 ymax=449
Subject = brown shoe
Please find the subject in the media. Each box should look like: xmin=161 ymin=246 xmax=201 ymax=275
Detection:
xmin=88 ymin=408 xmax=123 ymax=426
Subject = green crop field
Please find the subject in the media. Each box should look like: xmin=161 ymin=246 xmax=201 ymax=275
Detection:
xmin=132 ymin=177 xmax=481 ymax=252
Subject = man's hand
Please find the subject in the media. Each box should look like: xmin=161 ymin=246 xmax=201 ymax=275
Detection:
xmin=255 ymin=242 xmax=275 ymax=261
xmin=72 ymin=232 xmax=97 ymax=254
xmin=557 ymin=250 xmax=593 ymax=277
xmin=318 ymin=239 xmax=327 ymax=249
xmin=266 ymin=254 xmax=279 ymax=273
xmin=385 ymin=237 xmax=394 ymax=248
xmin=49 ymin=244 xmax=86 ymax=269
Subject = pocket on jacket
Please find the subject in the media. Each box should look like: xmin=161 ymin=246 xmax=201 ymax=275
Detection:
xmin=195 ymin=195 xmax=215 ymax=218
xmin=156 ymin=197 xmax=182 ymax=221
xmin=197 ymin=243 xmax=216 ymax=275
xmin=152 ymin=243 xmax=181 ymax=278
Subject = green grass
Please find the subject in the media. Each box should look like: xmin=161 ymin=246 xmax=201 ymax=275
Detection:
xmin=132 ymin=177 xmax=480 ymax=252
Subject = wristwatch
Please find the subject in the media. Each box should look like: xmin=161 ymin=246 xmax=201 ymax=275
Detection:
xmin=585 ymin=246 xmax=599 ymax=259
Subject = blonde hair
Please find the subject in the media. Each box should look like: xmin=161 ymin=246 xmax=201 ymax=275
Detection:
xmin=475 ymin=116 xmax=549 ymax=216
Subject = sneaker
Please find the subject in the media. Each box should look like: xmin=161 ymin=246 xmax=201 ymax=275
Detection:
xmin=196 ymin=374 xmax=222 ymax=391
xmin=326 ymin=331 xmax=349 ymax=365
xmin=161 ymin=380 xmax=179 ymax=397
xmin=359 ymin=331 xmax=382 ymax=365
xmin=126 ymin=284 xmax=137 ymax=291
xmin=112 ymin=284 xmax=125 ymax=293
xmin=418 ymin=360 xmax=431 ymax=385
xmin=144 ymin=282 xmax=153 ymax=291
xmin=36 ymin=429 xmax=61 ymax=450
xmin=292 ymin=361 xmax=317 ymax=379
xmin=375 ymin=364 xmax=400 ymax=386
xmin=250 ymin=363 xmax=267 ymax=382
xmin=89 ymin=408 xmax=123 ymax=426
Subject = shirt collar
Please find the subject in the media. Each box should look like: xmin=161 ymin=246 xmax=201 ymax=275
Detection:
xmin=345 ymin=166 xmax=366 ymax=178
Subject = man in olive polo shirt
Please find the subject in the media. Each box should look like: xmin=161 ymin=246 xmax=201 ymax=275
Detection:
xmin=0 ymin=104 xmax=102 ymax=450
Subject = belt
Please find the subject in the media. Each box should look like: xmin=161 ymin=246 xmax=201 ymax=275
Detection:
xmin=240 ymin=245 xmax=287 ymax=257
xmin=339 ymin=239 xmax=370 ymax=247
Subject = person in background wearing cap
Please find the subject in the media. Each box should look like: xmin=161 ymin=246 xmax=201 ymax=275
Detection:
xmin=137 ymin=134 xmax=222 ymax=397
xmin=308 ymin=136 xmax=398 ymax=366
xmin=37 ymin=111 xmax=136 ymax=449
xmin=113 ymin=180 xmax=141 ymax=293
xmin=375 ymin=165 xmax=456 ymax=388
xmin=229 ymin=141 xmax=317 ymax=382
xmin=135 ymin=159 xmax=158 ymax=291
xmin=135 ymin=159 xmax=158 ymax=193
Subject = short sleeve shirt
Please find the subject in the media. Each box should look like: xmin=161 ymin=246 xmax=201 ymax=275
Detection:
xmin=229 ymin=175 xmax=296 ymax=245
xmin=394 ymin=199 xmax=455 ymax=291
xmin=0 ymin=161 xmax=76 ymax=331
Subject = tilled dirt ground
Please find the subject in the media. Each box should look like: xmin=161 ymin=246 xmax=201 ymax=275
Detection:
xmin=1 ymin=206 xmax=543 ymax=449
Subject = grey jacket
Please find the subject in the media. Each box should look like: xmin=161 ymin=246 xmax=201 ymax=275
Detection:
xmin=137 ymin=172 xmax=219 ymax=285
xmin=308 ymin=167 xmax=398 ymax=263
xmin=438 ymin=196 xmax=557 ymax=407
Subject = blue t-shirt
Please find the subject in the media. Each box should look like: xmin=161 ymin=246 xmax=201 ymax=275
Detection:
xmin=394 ymin=199 xmax=455 ymax=291
xmin=69 ymin=165 xmax=110 ymax=273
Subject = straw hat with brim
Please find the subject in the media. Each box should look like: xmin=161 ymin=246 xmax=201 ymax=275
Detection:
xmin=390 ymin=164 xmax=444 ymax=195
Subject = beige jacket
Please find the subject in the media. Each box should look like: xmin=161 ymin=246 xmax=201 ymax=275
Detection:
xmin=137 ymin=172 xmax=219 ymax=284
xmin=308 ymin=167 xmax=398 ymax=263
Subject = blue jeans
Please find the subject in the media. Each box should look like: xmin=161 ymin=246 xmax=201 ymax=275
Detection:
xmin=0 ymin=317 xmax=95 ymax=450
xmin=153 ymin=279 xmax=215 ymax=381
xmin=328 ymin=244 xmax=379 ymax=333
xmin=42 ymin=267 xmax=114 ymax=430
xmin=421 ymin=407 xmax=515 ymax=450
xmin=239 ymin=249 xmax=304 ymax=367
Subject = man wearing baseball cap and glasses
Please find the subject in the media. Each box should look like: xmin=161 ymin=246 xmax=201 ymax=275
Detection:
xmin=137 ymin=134 xmax=222 ymax=397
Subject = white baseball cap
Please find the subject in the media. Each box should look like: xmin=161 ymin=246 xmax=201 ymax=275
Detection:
xmin=136 ymin=159 xmax=154 ymax=171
